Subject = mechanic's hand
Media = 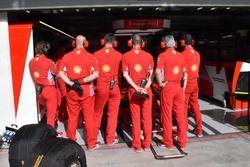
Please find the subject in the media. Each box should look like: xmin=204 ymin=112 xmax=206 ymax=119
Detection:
xmin=135 ymin=86 xmax=143 ymax=93
xmin=71 ymin=80 xmax=83 ymax=96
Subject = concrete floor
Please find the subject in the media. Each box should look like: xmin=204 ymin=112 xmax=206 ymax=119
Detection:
xmin=1 ymin=97 xmax=250 ymax=167
xmin=1 ymin=132 xmax=250 ymax=167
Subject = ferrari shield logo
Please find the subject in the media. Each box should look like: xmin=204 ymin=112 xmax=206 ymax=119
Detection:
xmin=76 ymin=50 xmax=81 ymax=55
xmin=191 ymin=64 xmax=197 ymax=72
xmin=173 ymin=66 xmax=179 ymax=74
xmin=172 ymin=50 xmax=176 ymax=55
xmin=102 ymin=64 xmax=111 ymax=72
xmin=191 ymin=49 xmax=194 ymax=54
xmin=105 ymin=49 xmax=110 ymax=54
xmin=134 ymin=49 xmax=139 ymax=54
xmin=73 ymin=66 xmax=82 ymax=74
xmin=134 ymin=64 xmax=142 ymax=72
xmin=33 ymin=71 xmax=40 ymax=78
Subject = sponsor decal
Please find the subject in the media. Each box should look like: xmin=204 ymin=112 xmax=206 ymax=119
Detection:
xmin=73 ymin=66 xmax=82 ymax=74
xmin=191 ymin=64 xmax=198 ymax=72
xmin=134 ymin=64 xmax=142 ymax=72
xmin=33 ymin=71 xmax=40 ymax=78
xmin=102 ymin=64 xmax=111 ymax=72
xmin=173 ymin=66 xmax=179 ymax=74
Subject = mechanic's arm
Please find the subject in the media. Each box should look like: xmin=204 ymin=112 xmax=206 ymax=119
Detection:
xmin=155 ymin=68 xmax=163 ymax=88
xmin=183 ymin=72 xmax=188 ymax=91
xmin=123 ymin=71 xmax=142 ymax=92
xmin=57 ymin=71 xmax=74 ymax=86
xmin=145 ymin=69 xmax=154 ymax=89
xmin=78 ymin=71 xmax=99 ymax=84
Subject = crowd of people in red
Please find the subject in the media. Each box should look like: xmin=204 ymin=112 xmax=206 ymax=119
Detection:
xmin=29 ymin=33 xmax=203 ymax=152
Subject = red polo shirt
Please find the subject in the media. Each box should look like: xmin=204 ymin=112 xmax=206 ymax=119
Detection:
xmin=94 ymin=47 xmax=122 ymax=86
xmin=122 ymin=48 xmax=154 ymax=85
xmin=182 ymin=46 xmax=200 ymax=83
xmin=29 ymin=54 xmax=57 ymax=86
xmin=59 ymin=48 xmax=98 ymax=81
xmin=156 ymin=48 xmax=186 ymax=82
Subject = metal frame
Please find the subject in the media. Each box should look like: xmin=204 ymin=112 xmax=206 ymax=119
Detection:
xmin=150 ymin=139 xmax=188 ymax=160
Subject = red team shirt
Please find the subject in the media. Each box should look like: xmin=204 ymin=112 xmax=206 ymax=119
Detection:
xmin=29 ymin=54 xmax=57 ymax=86
xmin=156 ymin=48 xmax=186 ymax=82
xmin=122 ymin=48 xmax=154 ymax=85
xmin=94 ymin=47 xmax=122 ymax=86
xmin=182 ymin=46 xmax=200 ymax=83
xmin=59 ymin=48 xmax=98 ymax=80
xmin=59 ymin=48 xmax=98 ymax=95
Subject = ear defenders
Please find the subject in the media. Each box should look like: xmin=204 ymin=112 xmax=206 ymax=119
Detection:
xmin=180 ymin=39 xmax=185 ymax=47
xmin=84 ymin=40 xmax=89 ymax=48
xmin=127 ymin=36 xmax=145 ymax=48
xmin=71 ymin=39 xmax=89 ymax=48
xmin=160 ymin=37 xmax=178 ymax=49
xmin=160 ymin=40 xmax=166 ymax=49
xmin=100 ymin=38 xmax=118 ymax=48
xmin=72 ymin=40 xmax=76 ymax=48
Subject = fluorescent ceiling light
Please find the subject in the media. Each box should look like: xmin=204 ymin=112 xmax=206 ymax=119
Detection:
xmin=115 ymin=29 xmax=162 ymax=34
xmin=38 ymin=21 xmax=75 ymax=39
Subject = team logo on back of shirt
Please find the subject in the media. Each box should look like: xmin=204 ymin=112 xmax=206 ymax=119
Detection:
xmin=76 ymin=50 xmax=81 ymax=55
xmin=102 ymin=64 xmax=111 ymax=72
xmin=172 ymin=50 xmax=176 ymax=55
xmin=173 ymin=66 xmax=179 ymax=74
xmin=105 ymin=49 xmax=110 ymax=54
xmin=191 ymin=64 xmax=197 ymax=72
xmin=134 ymin=64 xmax=142 ymax=72
xmin=35 ymin=57 xmax=40 ymax=61
xmin=73 ymin=66 xmax=82 ymax=74
xmin=33 ymin=71 xmax=40 ymax=78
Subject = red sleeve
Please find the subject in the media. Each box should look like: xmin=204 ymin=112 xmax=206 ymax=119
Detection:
xmin=58 ymin=56 xmax=67 ymax=72
xmin=156 ymin=54 xmax=164 ymax=70
xmin=121 ymin=55 xmax=128 ymax=72
xmin=48 ymin=59 xmax=57 ymax=75
xmin=91 ymin=56 xmax=99 ymax=72
xmin=182 ymin=53 xmax=188 ymax=72
xmin=148 ymin=54 xmax=154 ymax=70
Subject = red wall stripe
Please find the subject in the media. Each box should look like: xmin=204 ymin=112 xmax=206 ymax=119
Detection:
xmin=9 ymin=24 xmax=33 ymax=117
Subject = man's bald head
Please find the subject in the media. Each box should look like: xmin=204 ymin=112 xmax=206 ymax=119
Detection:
xmin=75 ymin=35 xmax=86 ymax=47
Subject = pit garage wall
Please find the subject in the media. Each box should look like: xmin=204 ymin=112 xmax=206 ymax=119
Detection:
xmin=0 ymin=12 xmax=37 ymax=133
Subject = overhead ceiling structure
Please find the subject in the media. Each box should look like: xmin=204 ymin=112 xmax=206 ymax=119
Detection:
xmin=2 ymin=0 xmax=250 ymax=38
xmin=1 ymin=0 xmax=250 ymax=10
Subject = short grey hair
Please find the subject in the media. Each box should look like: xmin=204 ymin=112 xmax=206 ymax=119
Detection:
xmin=164 ymin=35 xmax=175 ymax=48
xmin=76 ymin=35 xmax=86 ymax=47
